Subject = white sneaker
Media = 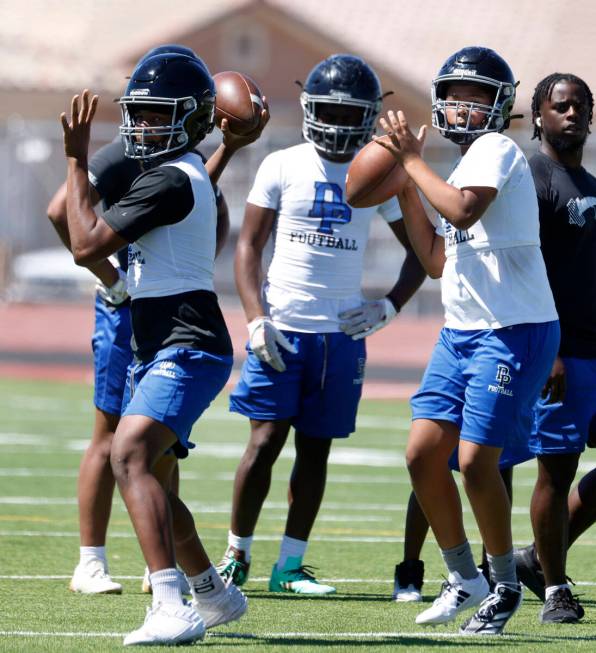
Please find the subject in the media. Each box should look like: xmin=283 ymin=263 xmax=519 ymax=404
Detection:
xmin=416 ymin=571 xmax=489 ymax=625
xmin=69 ymin=559 xmax=122 ymax=595
xmin=142 ymin=567 xmax=191 ymax=595
xmin=192 ymin=582 xmax=248 ymax=629
xmin=123 ymin=602 xmax=205 ymax=646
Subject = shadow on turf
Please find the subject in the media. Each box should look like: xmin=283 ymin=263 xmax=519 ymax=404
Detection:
xmin=207 ymin=632 xmax=596 ymax=647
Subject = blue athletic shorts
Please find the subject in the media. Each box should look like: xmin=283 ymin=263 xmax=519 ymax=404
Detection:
xmin=530 ymin=356 xmax=596 ymax=455
xmin=229 ymin=331 xmax=366 ymax=438
xmin=411 ymin=321 xmax=560 ymax=450
xmin=122 ymin=347 xmax=232 ymax=452
xmin=92 ymin=296 xmax=133 ymax=416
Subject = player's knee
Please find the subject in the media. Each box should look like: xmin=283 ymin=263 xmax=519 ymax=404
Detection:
xmin=405 ymin=447 xmax=428 ymax=480
xmin=91 ymin=434 xmax=114 ymax=463
xmin=244 ymin=438 xmax=279 ymax=470
xmin=537 ymin=455 xmax=578 ymax=494
xmin=110 ymin=440 xmax=140 ymax=486
xmin=295 ymin=435 xmax=331 ymax=467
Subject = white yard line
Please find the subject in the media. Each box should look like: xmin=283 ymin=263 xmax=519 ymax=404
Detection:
xmin=0 ymin=629 xmax=594 ymax=642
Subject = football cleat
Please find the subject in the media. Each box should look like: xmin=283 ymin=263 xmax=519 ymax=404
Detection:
xmin=393 ymin=560 xmax=424 ymax=602
xmin=141 ymin=567 xmax=191 ymax=595
xmin=123 ymin=601 xmax=205 ymax=646
xmin=216 ymin=549 xmax=251 ymax=587
xmin=69 ymin=559 xmax=122 ymax=595
xmin=460 ymin=581 xmax=522 ymax=635
xmin=514 ymin=543 xmax=546 ymax=601
xmin=540 ymin=587 xmax=584 ymax=623
xmin=415 ymin=571 xmax=489 ymax=625
xmin=192 ymin=581 xmax=248 ymax=629
xmin=269 ymin=556 xmax=336 ymax=595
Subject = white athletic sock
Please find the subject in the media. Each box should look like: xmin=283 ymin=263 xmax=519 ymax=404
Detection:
xmin=277 ymin=535 xmax=307 ymax=568
xmin=150 ymin=568 xmax=184 ymax=606
xmin=80 ymin=546 xmax=107 ymax=566
xmin=188 ymin=564 xmax=226 ymax=600
xmin=227 ymin=531 xmax=253 ymax=561
xmin=545 ymin=583 xmax=570 ymax=600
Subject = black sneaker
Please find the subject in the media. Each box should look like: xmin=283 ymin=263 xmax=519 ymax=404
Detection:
xmin=460 ymin=582 xmax=523 ymax=635
xmin=514 ymin=544 xmax=545 ymax=601
xmin=541 ymin=588 xmax=584 ymax=623
xmin=392 ymin=559 xmax=424 ymax=602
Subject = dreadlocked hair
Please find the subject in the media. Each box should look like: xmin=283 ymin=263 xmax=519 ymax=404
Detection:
xmin=531 ymin=73 xmax=594 ymax=140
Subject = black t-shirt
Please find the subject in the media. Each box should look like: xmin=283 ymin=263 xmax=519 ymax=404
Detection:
xmin=103 ymin=166 xmax=195 ymax=241
xmin=530 ymin=151 xmax=596 ymax=357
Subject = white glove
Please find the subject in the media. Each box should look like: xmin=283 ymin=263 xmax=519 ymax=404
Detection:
xmin=339 ymin=297 xmax=398 ymax=340
xmin=248 ymin=317 xmax=297 ymax=372
xmin=96 ymin=268 xmax=129 ymax=307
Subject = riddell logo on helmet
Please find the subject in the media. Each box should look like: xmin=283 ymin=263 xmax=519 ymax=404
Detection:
xmin=454 ymin=69 xmax=477 ymax=75
xmin=329 ymin=90 xmax=352 ymax=99
xmin=130 ymin=89 xmax=150 ymax=96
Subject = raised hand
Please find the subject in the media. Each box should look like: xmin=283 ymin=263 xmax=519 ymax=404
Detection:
xmin=373 ymin=110 xmax=427 ymax=165
xmin=60 ymin=89 xmax=99 ymax=160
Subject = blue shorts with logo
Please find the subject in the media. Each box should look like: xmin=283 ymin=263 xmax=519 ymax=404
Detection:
xmin=530 ymin=357 xmax=596 ymax=455
xmin=122 ymin=346 xmax=233 ymax=453
xmin=229 ymin=331 xmax=366 ymax=439
xmin=92 ymin=296 xmax=133 ymax=416
xmin=411 ymin=321 xmax=560 ymax=450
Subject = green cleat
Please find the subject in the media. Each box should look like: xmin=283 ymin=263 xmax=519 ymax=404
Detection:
xmin=216 ymin=549 xmax=250 ymax=587
xmin=268 ymin=556 xmax=336 ymax=595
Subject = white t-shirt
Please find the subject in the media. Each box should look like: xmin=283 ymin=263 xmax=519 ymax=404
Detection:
xmin=436 ymin=133 xmax=558 ymax=329
xmin=247 ymin=143 xmax=402 ymax=332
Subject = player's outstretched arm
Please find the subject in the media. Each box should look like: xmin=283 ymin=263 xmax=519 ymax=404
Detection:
xmin=205 ymin=99 xmax=270 ymax=186
xmin=375 ymin=110 xmax=496 ymax=230
xmin=46 ymin=181 xmax=120 ymax=287
xmin=60 ymin=90 xmax=128 ymax=265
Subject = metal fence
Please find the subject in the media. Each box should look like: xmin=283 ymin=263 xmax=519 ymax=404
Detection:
xmin=2 ymin=118 xmax=593 ymax=313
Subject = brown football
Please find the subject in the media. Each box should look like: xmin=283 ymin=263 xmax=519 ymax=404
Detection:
xmin=346 ymin=136 xmax=408 ymax=208
xmin=213 ymin=71 xmax=264 ymax=135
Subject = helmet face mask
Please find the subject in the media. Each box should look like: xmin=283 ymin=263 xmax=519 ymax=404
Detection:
xmin=119 ymin=54 xmax=215 ymax=162
xmin=432 ymin=47 xmax=517 ymax=145
xmin=300 ymin=54 xmax=382 ymax=156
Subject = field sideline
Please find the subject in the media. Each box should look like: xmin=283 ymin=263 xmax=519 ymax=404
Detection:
xmin=1 ymin=376 xmax=596 ymax=652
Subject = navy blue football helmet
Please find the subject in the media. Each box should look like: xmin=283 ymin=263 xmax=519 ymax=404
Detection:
xmin=119 ymin=53 xmax=215 ymax=161
xmin=300 ymin=54 xmax=382 ymax=155
xmin=136 ymin=44 xmax=210 ymax=76
xmin=432 ymin=46 xmax=517 ymax=144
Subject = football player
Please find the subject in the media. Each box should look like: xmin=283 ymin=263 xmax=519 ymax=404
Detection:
xmin=514 ymin=73 xmax=596 ymax=624
xmin=60 ymin=53 xmax=265 ymax=645
xmin=48 ymin=44 xmax=259 ymax=597
xmin=376 ymin=46 xmax=559 ymax=634
xmin=217 ymin=54 xmax=425 ymax=595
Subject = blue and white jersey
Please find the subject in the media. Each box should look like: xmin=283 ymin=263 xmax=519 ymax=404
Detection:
xmin=436 ymin=133 xmax=558 ymax=330
xmin=247 ymin=142 xmax=402 ymax=332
